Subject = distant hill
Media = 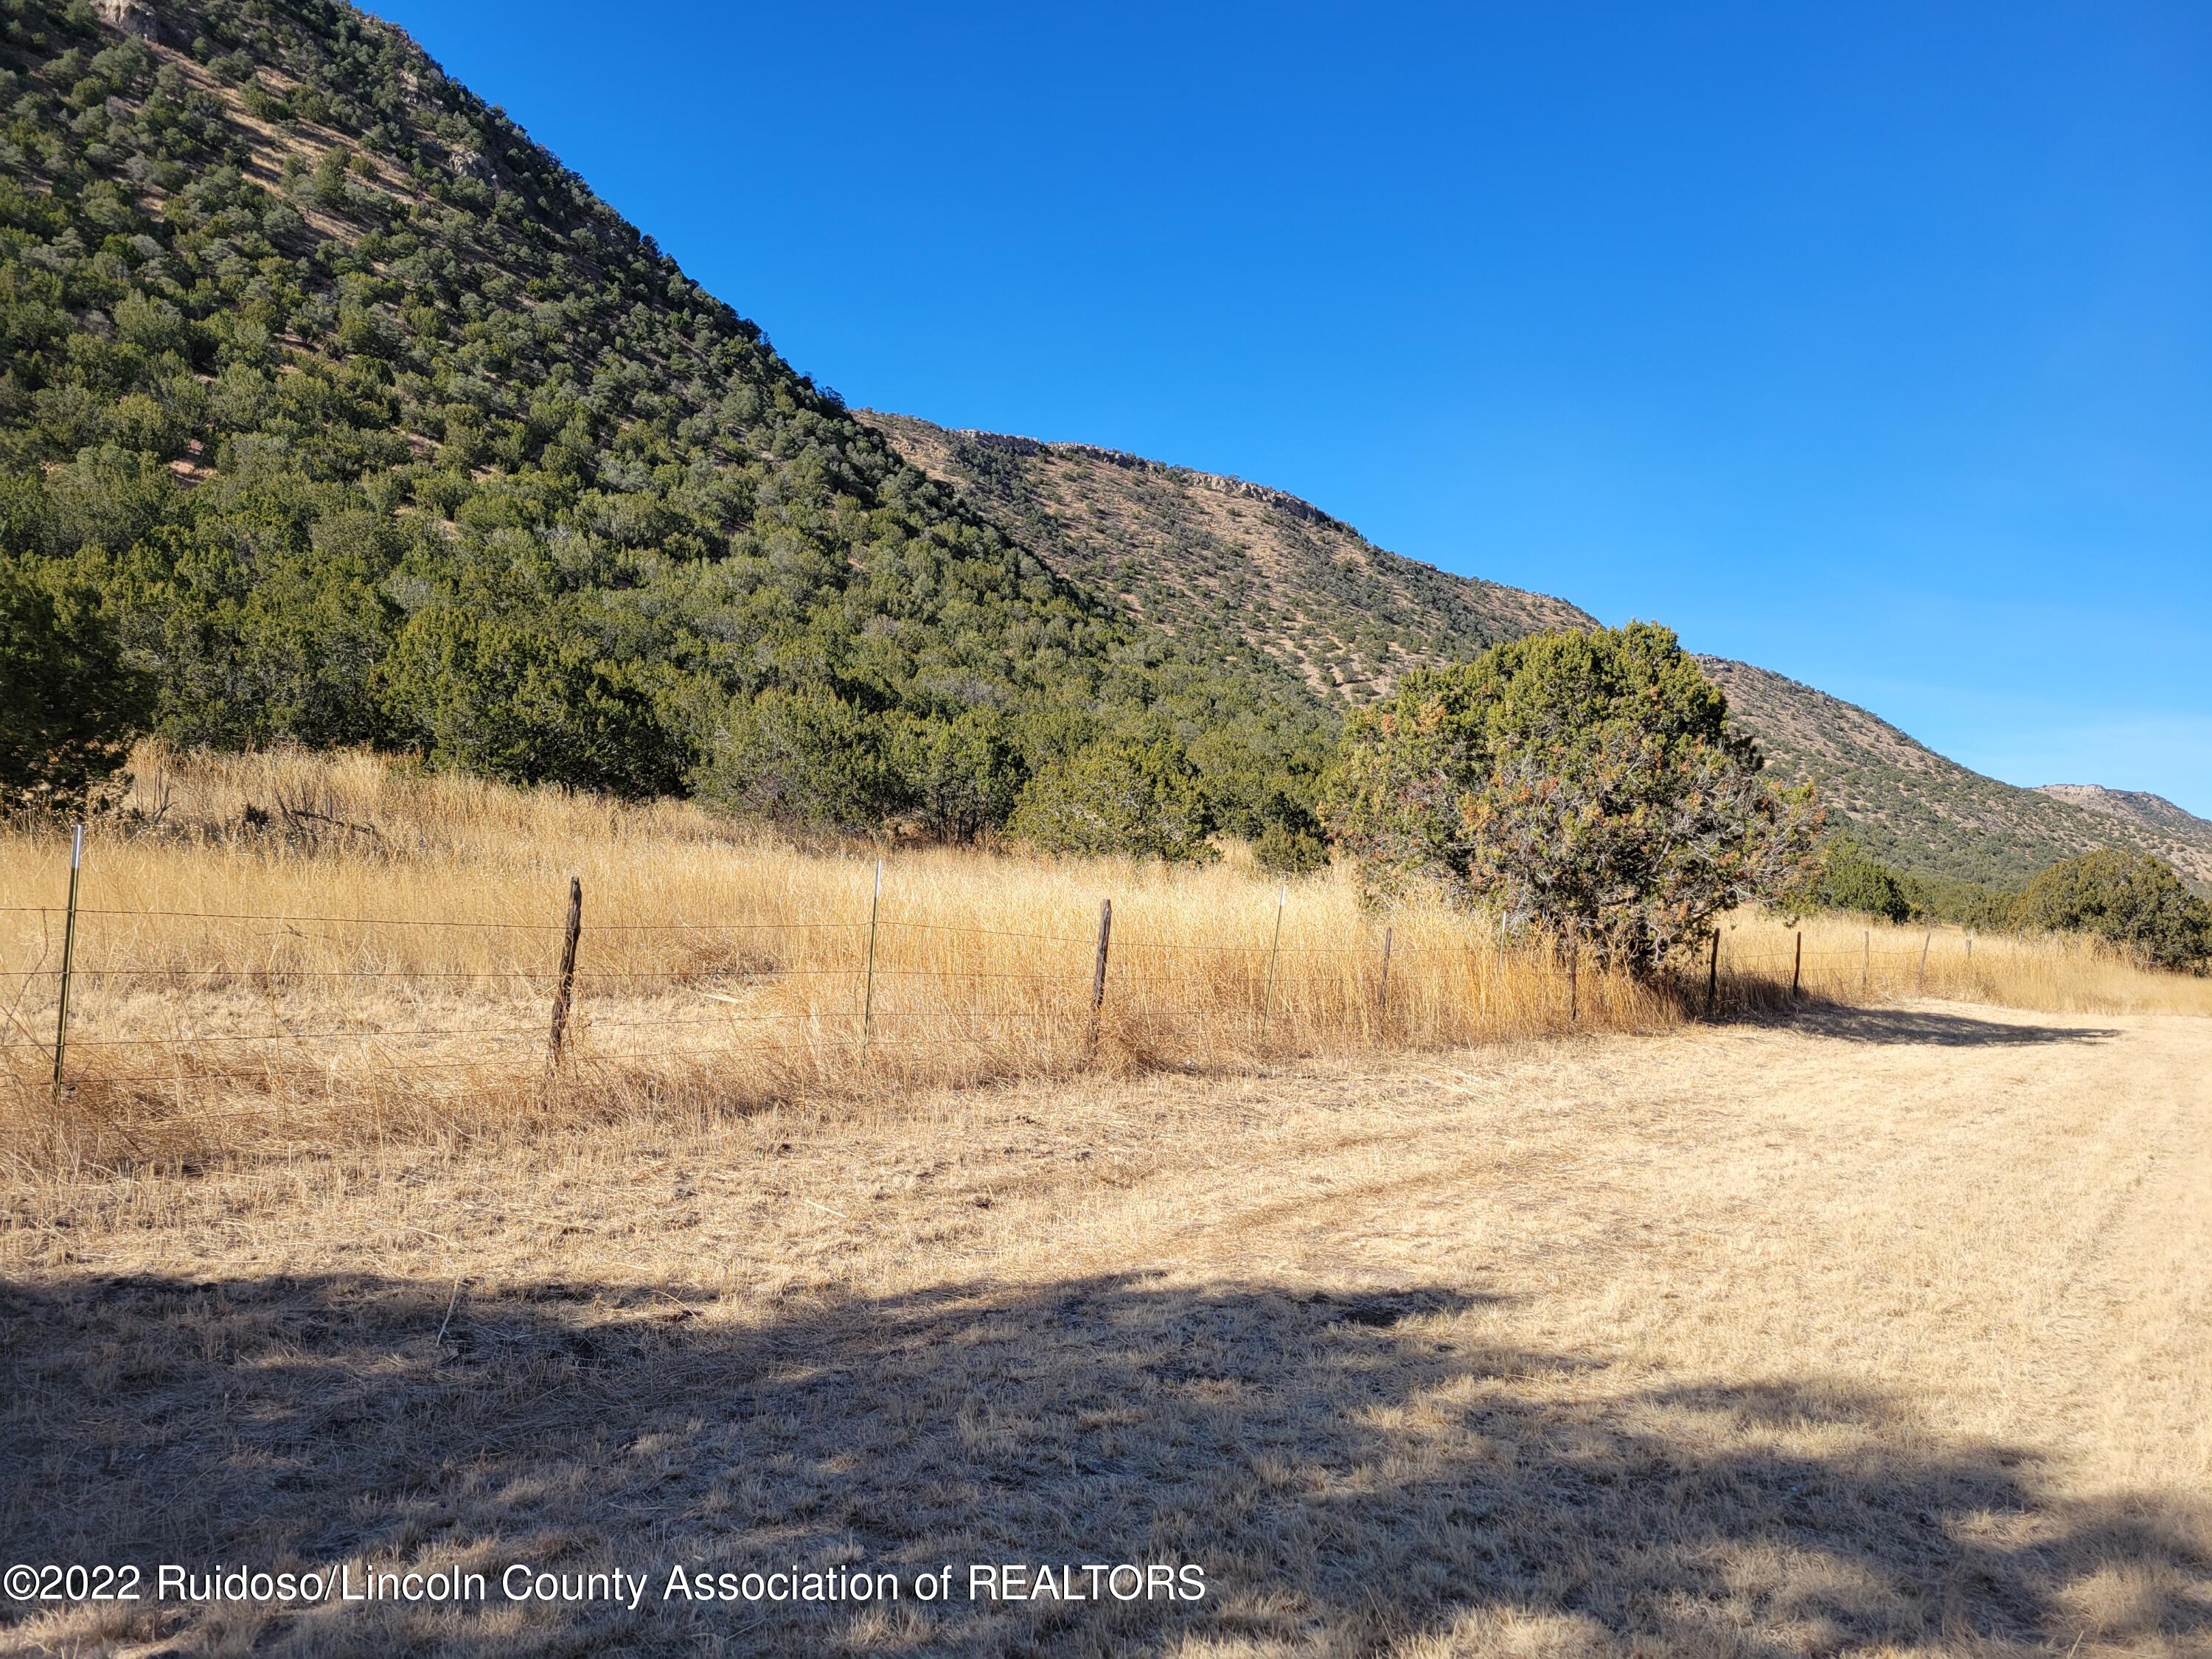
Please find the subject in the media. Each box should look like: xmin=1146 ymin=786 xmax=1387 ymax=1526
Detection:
xmin=873 ymin=415 xmax=2205 ymax=890
xmin=1700 ymin=664 xmax=2212 ymax=888
xmin=2031 ymin=785 xmax=2212 ymax=881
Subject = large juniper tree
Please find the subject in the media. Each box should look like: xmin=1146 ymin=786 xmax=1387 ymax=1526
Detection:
xmin=1323 ymin=624 xmax=1822 ymax=973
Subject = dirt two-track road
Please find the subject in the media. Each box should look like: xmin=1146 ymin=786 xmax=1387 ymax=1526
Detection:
xmin=5 ymin=1001 xmax=2208 ymax=1656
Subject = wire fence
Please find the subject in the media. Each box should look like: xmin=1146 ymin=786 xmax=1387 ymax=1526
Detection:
xmin=1 ymin=835 xmax=1980 ymax=1104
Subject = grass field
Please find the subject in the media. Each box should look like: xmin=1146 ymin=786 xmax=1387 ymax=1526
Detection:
xmin=4 ymin=746 xmax=2205 ymax=1172
xmin=3 ymin=751 xmax=2208 ymax=1655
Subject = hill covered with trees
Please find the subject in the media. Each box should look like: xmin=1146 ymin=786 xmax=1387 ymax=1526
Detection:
xmin=0 ymin=0 xmax=1328 ymax=838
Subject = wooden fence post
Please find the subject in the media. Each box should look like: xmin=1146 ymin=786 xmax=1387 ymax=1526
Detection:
xmin=1863 ymin=930 xmax=1871 ymax=998
xmin=1918 ymin=929 xmax=1932 ymax=993
xmin=49 ymin=821 xmax=83 ymax=1099
xmin=1966 ymin=929 xmax=1973 ymax=961
xmin=1790 ymin=931 xmax=1802 ymax=999
xmin=1088 ymin=897 xmax=1113 ymax=1048
xmin=860 ymin=858 xmax=883 ymax=1043
xmin=1705 ymin=928 xmax=1719 ymax=1014
xmin=1377 ymin=924 xmax=1393 ymax=1018
xmin=545 ymin=875 xmax=582 ymax=1072
xmin=1259 ymin=883 xmax=1286 ymax=1040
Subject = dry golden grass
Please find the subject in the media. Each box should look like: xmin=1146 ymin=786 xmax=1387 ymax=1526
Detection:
xmin=5 ymin=746 xmax=2205 ymax=1177
xmin=2 ymin=1002 xmax=2205 ymax=1655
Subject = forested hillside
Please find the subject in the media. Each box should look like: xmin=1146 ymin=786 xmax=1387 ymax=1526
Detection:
xmin=0 ymin=0 xmax=1329 ymax=838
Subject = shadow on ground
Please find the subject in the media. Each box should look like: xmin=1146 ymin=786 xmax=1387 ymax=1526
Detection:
xmin=1773 ymin=1004 xmax=2122 ymax=1048
xmin=3 ymin=1271 xmax=2204 ymax=1655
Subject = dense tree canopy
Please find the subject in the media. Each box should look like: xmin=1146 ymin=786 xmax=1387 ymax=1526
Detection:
xmin=0 ymin=549 xmax=150 ymax=811
xmin=1323 ymin=625 xmax=1822 ymax=971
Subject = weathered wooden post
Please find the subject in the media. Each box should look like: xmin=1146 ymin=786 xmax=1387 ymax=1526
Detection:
xmin=1790 ymin=931 xmax=1803 ymax=999
xmin=545 ymin=875 xmax=582 ymax=1072
xmin=1863 ymin=930 xmax=1871 ymax=998
xmin=1705 ymin=927 xmax=1719 ymax=1014
xmin=1377 ymin=925 xmax=1394 ymax=1018
xmin=1918 ymin=929 xmax=1932 ymax=993
xmin=50 ymin=822 xmax=83 ymax=1099
xmin=1088 ymin=897 xmax=1113 ymax=1048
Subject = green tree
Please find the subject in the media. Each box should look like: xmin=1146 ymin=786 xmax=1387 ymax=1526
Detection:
xmin=888 ymin=710 xmax=1023 ymax=842
xmin=1253 ymin=819 xmax=1328 ymax=877
xmin=0 ymin=552 xmax=151 ymax=813
xmin=380 ymin=605 xmax=689 ymax=799
xmin=688 ymin=687 xmax=907 ymax=831
xmin=1805 ymin=838 xmax=1913 ymax=923
xmin=1009 ymin=737 xmax=1214 ymax=861
xmin=2019 ymin=849 xmax=2209 ymax=971
xmin=1323 ymin=624 xmax=1822 ymax=972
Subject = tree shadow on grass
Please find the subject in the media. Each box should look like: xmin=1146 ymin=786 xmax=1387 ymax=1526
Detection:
xmin=2 ymin=1271 xmax=2205 ymax=1655
xmin=1770 ymin=1004 xmax=2122 ymax=1048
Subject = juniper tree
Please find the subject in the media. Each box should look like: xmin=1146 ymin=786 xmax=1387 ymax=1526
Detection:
xmin=2019 ymin=848 xmax=2209 ymax=971
xmin=1323 ymin=623 xmax=1822 ymax=973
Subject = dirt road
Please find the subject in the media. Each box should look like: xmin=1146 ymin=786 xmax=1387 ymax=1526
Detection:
xmin=5 ymin=1001 xmax=2208 ymax=1655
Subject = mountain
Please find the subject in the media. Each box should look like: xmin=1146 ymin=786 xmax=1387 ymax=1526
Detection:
xmin=865 ymin=413 xmax=1593 ymax=705
xmin=7 ymin=0 xmax=2191 ymax=885
xmin=872 ymin=415 xmax=2205 ymax=890
xmin=0 ymin=0 xmax=1326 ymax=835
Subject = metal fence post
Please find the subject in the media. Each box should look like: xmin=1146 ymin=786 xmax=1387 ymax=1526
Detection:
xmin=860 ymin=858 xmax=883 ymax=1043
xmin=1567 ymin=917 xmax=1579 ymax=1023
xmin=1259 ymin=883 xmax=1286 ymax=1039
xmin=49 ymin=822 xmax=83 ymax=1099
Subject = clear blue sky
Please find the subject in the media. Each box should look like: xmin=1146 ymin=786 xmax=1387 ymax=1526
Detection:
xmin=368 ymin=1 xmax=2212 ymax=815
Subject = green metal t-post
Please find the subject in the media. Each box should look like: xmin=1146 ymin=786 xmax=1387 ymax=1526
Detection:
xmin=1259 ymin=883 xmax=1286 ymax=1040
xmin=860 ymin=858 xmax=883 ymax=1043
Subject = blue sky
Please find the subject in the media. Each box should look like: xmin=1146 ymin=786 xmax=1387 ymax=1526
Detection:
xmin=368 ymin=1 xmax=2212 ymax=815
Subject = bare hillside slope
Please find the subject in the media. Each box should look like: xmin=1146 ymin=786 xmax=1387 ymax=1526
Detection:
xmin=867 ymin=411 xmax=1594 ymax=704
xmin=2038 ymin=783 xmax=2212 ymax=844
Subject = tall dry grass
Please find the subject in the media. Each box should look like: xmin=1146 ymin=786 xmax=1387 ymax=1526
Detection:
xmin=2 ymin=745 xmax=2205 ymax=1169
